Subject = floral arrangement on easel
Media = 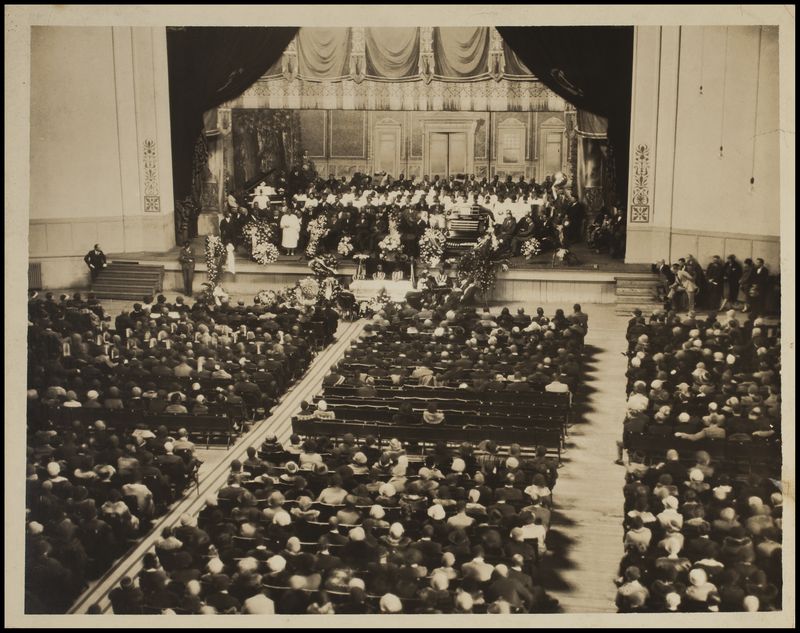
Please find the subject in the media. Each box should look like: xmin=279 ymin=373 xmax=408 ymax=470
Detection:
xmin=242 ymin=218 xmax=277 ymax=264
xmin=419 ymin=228 xmax=446 ymax=267
xmin=205 ymin=235 xmax=226 ymax=286
xmin=378 ymin=219 xmax=403 ymax=260
xmin=305 ymin=216 xmax=329 ymax=258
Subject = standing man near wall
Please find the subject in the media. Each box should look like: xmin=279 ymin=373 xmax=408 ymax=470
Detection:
xmin=178 ymin=241 xmax=196 ymax=297
xmin=84 ymin=244 xmax=107 ymax=283
xmin=705 ymin=255 xmax=725 ymax=311
xmin=750 ymin=258 xmax=771 ymax=317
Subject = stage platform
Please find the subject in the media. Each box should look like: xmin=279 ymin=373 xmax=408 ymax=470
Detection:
xmin=105 ymin=237 xmax=654 ymax=306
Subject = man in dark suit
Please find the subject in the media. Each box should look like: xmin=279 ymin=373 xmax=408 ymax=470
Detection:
xmin=705 ymin=255 xmax=725 ymax=310
xmin=720 ymin=254 xmax=743 ymax=311
xmin=311 ymin=537 xmax=343 ymax=574
xmin=750 ymin=258 xmax=771 ymax=317
xmin=484 ymin=565 xmax=534 ymax=612
xmin=509 ymin=211 xmax=537 ymax=256
xmin=410 ymin=525 xmax=443 ymax=570
xmin=84 ymin=244 xmax=107 ymax=283
xmin=219 ymin=212 xmax=237 ymax=248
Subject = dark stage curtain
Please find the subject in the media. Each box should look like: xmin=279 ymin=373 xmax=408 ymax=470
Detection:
xmin=167 ymin=26 xmax=299 ymax=201
xmin=497 ymin=27 xmax=634 ymax=209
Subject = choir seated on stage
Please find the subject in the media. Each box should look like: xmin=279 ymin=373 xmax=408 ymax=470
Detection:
xmin=221 ymin=171 xmax=627 ymax=261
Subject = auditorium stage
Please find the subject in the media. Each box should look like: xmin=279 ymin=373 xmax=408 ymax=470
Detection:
xmin=105 ymin=238 xmax=654 ymax=306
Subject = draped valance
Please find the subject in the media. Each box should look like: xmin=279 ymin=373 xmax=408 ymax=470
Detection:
xmin=265 ymin=26 xmax=535 ymax=83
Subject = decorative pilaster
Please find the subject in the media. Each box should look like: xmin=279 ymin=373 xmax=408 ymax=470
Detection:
xmin=630 ymin=144 xmax=651 ymax=222
xmin=143 ymin=139 xmax=160 ymax=212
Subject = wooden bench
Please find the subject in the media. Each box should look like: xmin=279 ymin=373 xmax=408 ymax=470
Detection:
xmin=291 ymin=418 xmax=562 ymax=464
xmin=50 ymin=407 xmax=234 ymax=448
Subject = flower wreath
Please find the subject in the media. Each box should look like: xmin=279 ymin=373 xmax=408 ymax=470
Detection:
xmin=294 ymin=276 xmax=321 ymax=306
xmin=252 ymin=242 xmax=279 ymax=265
xmin=309 ymin=254 xmax=339 ymax=279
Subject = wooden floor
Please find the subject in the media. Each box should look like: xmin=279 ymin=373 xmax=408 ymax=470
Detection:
xmin=540 ymin=304 xmax=628 ymax=613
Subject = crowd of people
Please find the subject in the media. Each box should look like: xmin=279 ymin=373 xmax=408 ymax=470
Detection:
xmin=24 ymin=290 xmax=341 ymax=614
xmin=100 ymin=301 xmax=587 ymax=615
xmin=615 ymin=306 xmax=782 ymax=612
xmin=656 ymin=254 xmax=775 ymax=317
xmin=222 ymin=169 xmax=622 ymax=262
xmin=107 ymin=434 xmax=563 ymax=615
xmin=325 ymin=301 xmax=588 ymax=395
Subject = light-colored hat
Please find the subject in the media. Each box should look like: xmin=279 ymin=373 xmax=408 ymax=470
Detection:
xmin=317 ymin=400 xmax=327 ymax=411
xmin=389 ymin=522 xmax=404 ymax=538
xmin=664 ymin=496 xmax=679 ymax=510
xmin=428 ymin=504 xmax=446 ymax=520
xmin=349 ymin=527 xmax=365 ymax=542
xmin=273 ymin=511 xmax=291 ymax=526
xmin=46 ymin=462 xmax=60 ymax=476
xmin=379 ymin=483 xmax=396 ymax=497
xmin=370 ymin=505 xmax=385 ymax=519
xmin=267 ymin=555 xmax=286 ymax=572
xmin=206 ymin=557 xmax=224 ymax=574
xmin=689 ymin=568 xmax=707 ymax=586
xmin=380 ymin=593 xmax=403 ymax=613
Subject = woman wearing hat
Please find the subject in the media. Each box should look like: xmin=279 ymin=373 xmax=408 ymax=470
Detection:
xmin=422 ymin=402 xmax=445 ymax=425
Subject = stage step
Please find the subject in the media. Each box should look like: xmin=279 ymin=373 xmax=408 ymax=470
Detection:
xmin=614 ymin=274 xmax=663 ymax=315
xmin=91 ymin=263 xmax=164 ymax=301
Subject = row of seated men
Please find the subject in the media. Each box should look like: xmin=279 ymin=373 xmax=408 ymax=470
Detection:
xmin=614 ymin=448 xmax=782 ymax=613
xmin=24 ymin=292 xmax=342 ymax=614
xmin=617 ymin=307 xmax=781 ymax=463
xmin=106 ymin=433 xmax=562 ymax=615
xmin=24 ymin=421 xmax=203 ymax=614
xmin=316 ymin=303 xmax=587 ymax=397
